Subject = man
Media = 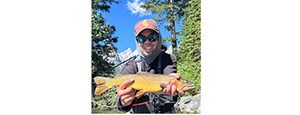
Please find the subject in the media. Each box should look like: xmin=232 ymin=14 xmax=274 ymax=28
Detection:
xmin=116 ymin=19 xmax=184 ymax=113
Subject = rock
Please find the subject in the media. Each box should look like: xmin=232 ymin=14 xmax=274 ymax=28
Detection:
xmin=197 ymin=107 xmax=201 ymax=114
xmin=176 ymin=95 xmax=192 ymax=109
xmin=175 ymin=93 xmax=201 ymax=113
xmin=184 ymin=109 xmax=193 ymax=113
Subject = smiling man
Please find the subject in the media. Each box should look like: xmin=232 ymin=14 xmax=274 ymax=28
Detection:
xmin=115 ymin=19 xmax=185 ymax=113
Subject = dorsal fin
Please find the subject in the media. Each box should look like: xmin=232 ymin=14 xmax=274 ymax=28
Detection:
xmin=136 ymin=72 xmax=151 ymax=75
xmin=114 ymin=74 xmax=123 ymax=78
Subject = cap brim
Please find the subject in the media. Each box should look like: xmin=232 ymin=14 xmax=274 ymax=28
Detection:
xmin=135 ymin=28 xmax=159 ymax=37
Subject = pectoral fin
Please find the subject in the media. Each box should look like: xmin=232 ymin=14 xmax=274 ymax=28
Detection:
xmin=135 ymin=90 xmax=146 ymax=99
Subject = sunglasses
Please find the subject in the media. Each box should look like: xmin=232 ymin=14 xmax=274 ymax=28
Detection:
xmin=136 ymin=33 xmax=158 ymax=43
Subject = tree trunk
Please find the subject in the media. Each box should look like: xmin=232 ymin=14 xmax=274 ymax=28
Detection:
xmin=171 ymin=20 xmax=176 ymax=55
xmin=170 ymin=0 xmax=177 ymax=55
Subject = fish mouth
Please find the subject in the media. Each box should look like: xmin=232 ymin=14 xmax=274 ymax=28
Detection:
xmin=181 ymin=83 xmax=195 ymax=91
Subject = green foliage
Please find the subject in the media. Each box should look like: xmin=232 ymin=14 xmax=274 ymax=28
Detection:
xmin=91 ymin=10 xmax=117 ymax=78
xmin=92 ymin=87 xmax=124 ymax=113
xmin=92 ymin=0 xmax=121 ymax=113
xmin=178 ymin=61 xmax=201 ymax=95
xmin=92 ymin=0 xmax=120 ymax=12
xmin=142 ymin=0 xmax=188 ymax=54
xmin=91 ymin=0 xmax=119 ymax=78
xmin=142 ymin=0 xmax=187 ymax=23
xmin=177 ymin=0 xmax=201 ymax=95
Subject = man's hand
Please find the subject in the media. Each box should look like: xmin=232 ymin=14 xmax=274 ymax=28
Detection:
xmin=117 ymin=79 xmax=136 ymax=106
xmin=161 ymin=73 xmax=185 ymax=96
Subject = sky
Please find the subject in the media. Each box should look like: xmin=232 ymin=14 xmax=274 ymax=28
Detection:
xmin=101 ymin=0 xmax=182 ymax=53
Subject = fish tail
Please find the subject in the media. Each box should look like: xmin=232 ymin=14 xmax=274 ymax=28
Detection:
xmin=94 ymin=77 xmax=113 ymax=95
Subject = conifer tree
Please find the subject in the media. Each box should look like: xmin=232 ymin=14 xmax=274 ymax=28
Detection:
xmin=92 ymin=0 xmax=119 ymax=78
xmin=142 ymin=0 xmax=188 ymax=55
xmin=177 ymin=0 xmax=201 ymax=94
xmin=91 ymin=0 xmax=120 ymax=113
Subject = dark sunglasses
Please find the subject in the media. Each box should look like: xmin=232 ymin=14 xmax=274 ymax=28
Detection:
xmin=136 ymin=33 xmax=158 ymax=43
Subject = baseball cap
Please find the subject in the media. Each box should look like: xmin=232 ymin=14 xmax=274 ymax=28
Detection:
xmin=134 ymin=19 xmax=159 ymax=37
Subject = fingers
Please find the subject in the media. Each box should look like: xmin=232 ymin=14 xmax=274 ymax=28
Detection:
xmin=164 ymin=73 xmax=185 ymax=96
xmin=162 ymin=84 xmax=185 ymax=96
xmin=118 ymin=79 xmax=135 ymax=96
xmin=119 ymin=79 xmax=134 ymax=90
xmin=117 ymin=79 xmax=136 ymax=106
xmin=171 ymin=85 xmax=177 ymax=96
xmin=162 ymin=84 xmax=177 ymax=96
xmin=163 ymin=88 xmax=167 ymax=93
xmin=118 ymin=87 xmax=135 ymax=97
xmin=178 ymin=90 xmax=185 ymax=96
xmin=121 ymin=95 xmax=135 ymax=106
xmin=120 ymin=91 xmax=135 ymax=100
xmin=169 ymin=73 xmax=185 ymax=96
xmin=166 ymin=84 xmax=171 ymax=95
xmin=120 ymin=90 xmax=135 ymax=106
xmin=117 ymin=80 xmax=135 ymax=106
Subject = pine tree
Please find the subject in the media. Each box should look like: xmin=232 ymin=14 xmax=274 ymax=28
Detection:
xmin=92 ymin=0 xmax=119 ymax=78
xmin=142 ymin=0 xmax=188 ymax=55
xmin=91 ymin=0 xmax=119 ymax=97
xmin=177 ymin=0 xmax=201 ymax=95
xmin=91 ymin=0 xmax=121 ymax=113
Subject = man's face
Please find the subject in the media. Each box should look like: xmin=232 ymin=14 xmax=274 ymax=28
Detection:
xmin=136 ymin=29 xmax=159 ymax=55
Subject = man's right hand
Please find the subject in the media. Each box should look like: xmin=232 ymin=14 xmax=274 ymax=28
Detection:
xmin=117 ymin=79 xmax=136 ymax=106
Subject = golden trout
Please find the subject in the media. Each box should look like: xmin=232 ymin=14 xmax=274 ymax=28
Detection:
xmin=94 ymin=72 xmax=195 ymax=98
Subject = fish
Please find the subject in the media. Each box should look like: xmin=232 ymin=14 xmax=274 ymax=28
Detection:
xmin=94 ymin=72 xmax=195 ymax=99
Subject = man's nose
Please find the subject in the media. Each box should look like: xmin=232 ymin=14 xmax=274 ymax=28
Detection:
xmin=144 ymin=38 xmax=151 ymax=43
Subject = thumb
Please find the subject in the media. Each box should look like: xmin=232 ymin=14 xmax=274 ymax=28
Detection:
xmin=160 ymin=82 xmax=168 ymax=89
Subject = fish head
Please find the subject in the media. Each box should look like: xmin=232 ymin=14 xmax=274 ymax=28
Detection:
xmin=170 ymin=78 xmax=195 ymax=91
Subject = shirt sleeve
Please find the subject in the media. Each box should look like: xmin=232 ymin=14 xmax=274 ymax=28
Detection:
xmin=163 ymin=53 xmax=177 ymax=75
xmin=120 ymin=60 xmax=137 ymax=74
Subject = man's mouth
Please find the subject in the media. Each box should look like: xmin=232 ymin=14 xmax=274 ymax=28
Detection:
xmin=145 ymin=47 xmax=152 ymax=50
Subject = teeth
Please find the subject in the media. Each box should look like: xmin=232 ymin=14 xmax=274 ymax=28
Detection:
xmin=145 ymin=47 xmax=151 ymax=50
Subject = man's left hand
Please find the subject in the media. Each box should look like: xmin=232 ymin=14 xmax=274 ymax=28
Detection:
xmin=161 ymin=73 xmax=185 ymax=96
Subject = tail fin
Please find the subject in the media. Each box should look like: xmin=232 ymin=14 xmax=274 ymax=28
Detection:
xmin=94 ymin=77 xmax=113 ymax=95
